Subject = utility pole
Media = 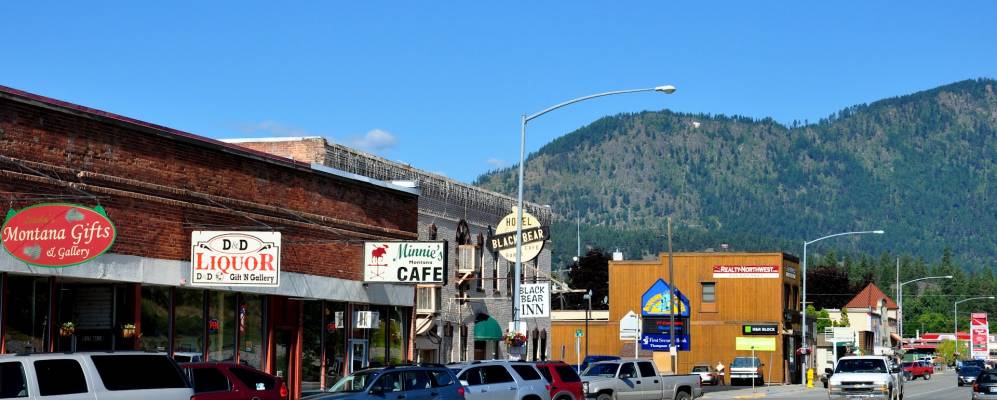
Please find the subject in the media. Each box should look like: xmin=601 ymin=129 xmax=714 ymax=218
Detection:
xmin=667 ymin=217 xmax=677 ymax=372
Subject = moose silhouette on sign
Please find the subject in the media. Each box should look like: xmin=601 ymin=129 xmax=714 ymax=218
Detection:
xmin=369 ymin=244 xmax=389 ymax=266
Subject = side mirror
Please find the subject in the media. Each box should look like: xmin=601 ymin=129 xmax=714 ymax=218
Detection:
xmin=619 ymin=372 xmax=632 ymax=379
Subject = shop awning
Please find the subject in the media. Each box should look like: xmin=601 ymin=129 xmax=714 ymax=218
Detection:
xmin=474 ymin=315 xmax=503 ymax=341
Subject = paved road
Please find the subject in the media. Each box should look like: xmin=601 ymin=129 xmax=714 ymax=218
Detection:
xmin=702 ymin=370 xmax=972 ymax=399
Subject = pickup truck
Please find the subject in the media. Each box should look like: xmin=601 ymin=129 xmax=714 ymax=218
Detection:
xmin=825 ymin=355 xmax=904 ymax=400
xmin=902 ymin=360 xmax=933 ymax=380
xmin=729 ymin=356 xmax=764 ymax=385
xmin=580 ymin=359 xmax=702 ymax=400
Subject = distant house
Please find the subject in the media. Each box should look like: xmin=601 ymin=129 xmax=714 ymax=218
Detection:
xmin=815 ymin=283 xmax=899 ymax=370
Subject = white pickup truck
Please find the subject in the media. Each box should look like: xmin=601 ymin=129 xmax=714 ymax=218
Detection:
xmin=825 ymin=355 xmax=905 ymax=400
xmin=580 ymin=359 xmax=703 ymax=400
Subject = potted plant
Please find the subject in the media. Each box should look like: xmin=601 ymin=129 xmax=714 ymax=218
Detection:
xmin=60 ymin=322 xmax=75 ymax=337
xmin=121 ymin=323 xmax=136 ymax=338
xmin=503 ymin=330 xmax=527 ymax=347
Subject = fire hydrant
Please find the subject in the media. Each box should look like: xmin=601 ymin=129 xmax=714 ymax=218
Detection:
xmin=806 ymin=368 xmax=814 ymax=388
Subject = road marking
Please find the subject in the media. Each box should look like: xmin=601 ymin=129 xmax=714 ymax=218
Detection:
xmin=905 ymin=384 xmax=962 ymax=399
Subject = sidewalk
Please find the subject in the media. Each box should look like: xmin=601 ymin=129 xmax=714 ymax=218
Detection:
xmin=702 ymin=384 xmax=822 ymax=399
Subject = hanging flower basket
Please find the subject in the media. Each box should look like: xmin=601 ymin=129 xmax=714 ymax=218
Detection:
xmin=503 ymin=331 xmax=527 ymax=347
xmin=121 ymin=324 xmax=136 ymax=339
xmin=60 ymin=322 xmax=75 ymax=337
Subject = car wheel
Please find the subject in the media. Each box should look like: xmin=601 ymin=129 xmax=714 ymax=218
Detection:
xmin=958 ymin=381 xmax=963 ymax=387
xmin=675 ymin=391 xmax=692 ymax=400
xmin=924 ymin=373 xmax=930 ymax=380
xmin=597 ymin=393 xmax=613 ymax=400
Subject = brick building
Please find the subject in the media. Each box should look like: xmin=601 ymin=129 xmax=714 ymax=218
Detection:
xmin=227 ymin=137 xmax=555 ymax=363
xmin=0 ymin=86 xmax=419 ymax=398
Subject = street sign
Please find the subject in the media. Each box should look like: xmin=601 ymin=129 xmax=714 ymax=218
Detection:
xmin=576 ymin=329 xmax=584 ymax=338
xmin=640 ymin=333 xmax=690 ymax=351
xmin=620 ymin=311 xmax=641 ymax=340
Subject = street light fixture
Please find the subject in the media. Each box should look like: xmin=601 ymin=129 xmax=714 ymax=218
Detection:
xmin=512 ymin=86 xmax=677 ymax=339
xmin=800 ymin=230 xmax=884 ymax=384
xmin=954 ymin=296 xmax=995 ymax=359
xmin=898 ymin=275 xmax=952 ymax=340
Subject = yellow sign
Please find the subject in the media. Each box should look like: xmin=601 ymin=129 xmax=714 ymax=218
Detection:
xmin=735 ymin=336 xmax=776 ymax=351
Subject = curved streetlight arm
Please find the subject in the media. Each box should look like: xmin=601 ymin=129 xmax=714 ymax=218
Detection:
xmin=901 ymin=276 xmax=953 ymax=286
xmin=955 ymin=296 xmax=995 ymax=306
xmin=805 ymin=230 xmax=885 ymax=246
xmin=898 ymin=275 xmax=952 ymax=339
xmin=525 ymin=87 xmax=672 ymax=123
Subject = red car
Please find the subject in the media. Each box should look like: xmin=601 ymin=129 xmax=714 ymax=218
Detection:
xmin=902 ymin=361 xmax=933 ymax=380
xmin=180 ymin=362 xmax=289 ymax=400
xmin=536 ymin=361 xmax=584 ymax=400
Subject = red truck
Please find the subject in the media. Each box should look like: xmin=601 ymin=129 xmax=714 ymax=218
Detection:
xmin=902 ymin=361 xmax=934 ymax=380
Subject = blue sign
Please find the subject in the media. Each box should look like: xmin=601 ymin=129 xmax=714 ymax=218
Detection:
xmin=641 ymin=279 xmax=690 ymax=317
xmin=640 ymin=333 xmax=691 ymax=351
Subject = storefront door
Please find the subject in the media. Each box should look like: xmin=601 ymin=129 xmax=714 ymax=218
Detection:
xmin=274 ymin=329 xmax=294 ymax=381
xmin=349 ymin=339 xmax=367 ymax=373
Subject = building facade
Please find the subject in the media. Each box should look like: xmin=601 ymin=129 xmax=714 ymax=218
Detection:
xmin=227 ymin=137 xmax=554 ymax=363
xmin=0 ymin=86 xmax=420 ymax=399
xmin=552 ymin=252 xmax=803 ymax=383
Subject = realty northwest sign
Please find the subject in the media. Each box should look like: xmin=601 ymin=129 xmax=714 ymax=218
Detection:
xmin=2 ymin=203 xmax=116 ymax=267
xmin=364 ymin=241 xmax=447 ymax=284
xmin=191 ymin=231 xmax=281 ymax=287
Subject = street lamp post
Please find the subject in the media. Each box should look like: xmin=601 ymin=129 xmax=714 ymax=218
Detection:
xmin=800 ymin=230 xmax=884 ymax=384
xmin=898 ymin=275 xmax=952 ymax=340
xmin=954 ymin=296 xmax=995 ymax=359
xmin=513 ymin=85 xmax=676 ymax=333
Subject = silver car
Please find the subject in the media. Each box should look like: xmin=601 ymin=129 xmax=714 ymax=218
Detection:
xmin=450 ymin=360 xmax=550 ymax=400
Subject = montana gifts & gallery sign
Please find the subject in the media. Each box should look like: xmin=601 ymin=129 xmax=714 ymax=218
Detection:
xmin=364 ymin=241 xmax=447 ymax=284
xmin=1 ymin=203 xmax=116 ymax=267
xmin=191 ymin=231 xmax=281 ymax=287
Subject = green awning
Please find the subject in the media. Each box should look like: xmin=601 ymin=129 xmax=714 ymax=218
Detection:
xmin=474 ymin=316 xmax=503 ymax=341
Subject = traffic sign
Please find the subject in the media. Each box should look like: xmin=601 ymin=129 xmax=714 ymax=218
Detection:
xmin=620 ymin=310 xmax=641 ymax=340
xmin=576 ymin=329 xmax=584 ymax=338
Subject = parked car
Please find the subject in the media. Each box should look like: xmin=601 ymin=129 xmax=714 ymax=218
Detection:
xmin=449 ymin=360 xmax=549 ymax=400
xmin=180 ymin=362 xmax=288 ymax=400
xmin=902 ymin=361 xmax=933 ymax=380
xmin=690 ymin=365 xmax=718 ymax=386
xmin=0 ymin=351 xmax=193 ymax=399
xmin=961 ymin=365 xmax=985 ymax=387
xmin=304 ymin=364 xmax=465 ymax=400
xmin=536 ymin=361 xmax=584 ymax=400
xmin=825 ymin=355 xmax=904 ymax=400
xmin=973 ymin=370 xmax=997 ymax=399
xmin=728 ymin=357 xmax=764 ymax=386
xmin=578 ymin=355 xmax=621 ymax=373
xmin=580 ymin=358 xmax=703 ymax=400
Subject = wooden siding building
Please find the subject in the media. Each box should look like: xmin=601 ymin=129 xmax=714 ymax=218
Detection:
xmin=552 ymin=252 xmax=803 ymax=384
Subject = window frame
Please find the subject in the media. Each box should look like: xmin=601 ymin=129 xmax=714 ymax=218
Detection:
xmin=189 ymin=367 xmax=232 ymax=394
xmin=0 ymin=361 xmax=28 ymax=398
xmin=33 ymin=359 xmax=89 ymax=396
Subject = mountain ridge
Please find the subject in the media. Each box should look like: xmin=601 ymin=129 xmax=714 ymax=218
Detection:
xmin=474 ymin=78 xmax=997 ymax=267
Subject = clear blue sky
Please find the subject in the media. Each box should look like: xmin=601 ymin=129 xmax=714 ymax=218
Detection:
xmin=3 ymin=1 xmax=996 ymax=182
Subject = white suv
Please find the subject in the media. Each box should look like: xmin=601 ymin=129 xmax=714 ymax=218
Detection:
xmin=0 ymin=352 xmax=194 ymax=399
xmin=449 ymin=360 xmax=549 ymax=400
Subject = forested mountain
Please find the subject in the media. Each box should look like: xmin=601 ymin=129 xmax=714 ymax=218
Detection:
xmin=475 ymin=78 xmax=997 ymax=270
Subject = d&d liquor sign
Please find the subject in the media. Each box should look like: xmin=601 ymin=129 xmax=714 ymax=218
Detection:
xmin=1 ymin=203 xmax=116 ymax=267
xmin=191 ymin=231 xmax=281 ymax=287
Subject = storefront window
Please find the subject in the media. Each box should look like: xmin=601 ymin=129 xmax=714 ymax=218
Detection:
xmin=368 ymin=307 xmax=386 ymax=367
xmin=140 ymin=286 xmax=171 ymax=352
xmin=207 ymin=292 xmax=236 ymax=362
xmin=387 ymin=307 xmax=407 ymax=365
xmin=174 ymin=289 xmax=204 ymax=355
xmin=302 ymin=301 xmax=323 ymax=392
xmin=4 ymin=276 xmax=50 ymax=353
xmin=350 ymin=304 xmax=372 ymax=371
xmin=238 ymin=294 xmax=264 ymax=369
xmin=323 ymin=302 xmax=346 ymax=389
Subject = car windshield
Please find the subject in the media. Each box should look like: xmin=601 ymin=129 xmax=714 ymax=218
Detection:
xmin=834 ymin=359 xmax=887 ymax=374
xmin=732 ymin=358 xmax=760 ymax=368
xmin=979 ymin=373 xmax=997 ymax=383
xmin=961 ymin=367 xmax=982 ymax=376
xmin=692 ymin=366 xmax=710 ymax=372
xmin=329 ymin=371 xmax=377 ymax=392
xmin=583 ymin=363 xmax=619 ymax=378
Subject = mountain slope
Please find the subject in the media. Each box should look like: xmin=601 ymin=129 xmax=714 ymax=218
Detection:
xmin=474 ymin=79 xmax=997 ymax=266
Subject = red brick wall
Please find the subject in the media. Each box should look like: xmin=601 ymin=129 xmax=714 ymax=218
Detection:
xmin=234 ymin=138 xmax=327 ymax=164
xmin=0 ymin=96 xmax=417 ymax=281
